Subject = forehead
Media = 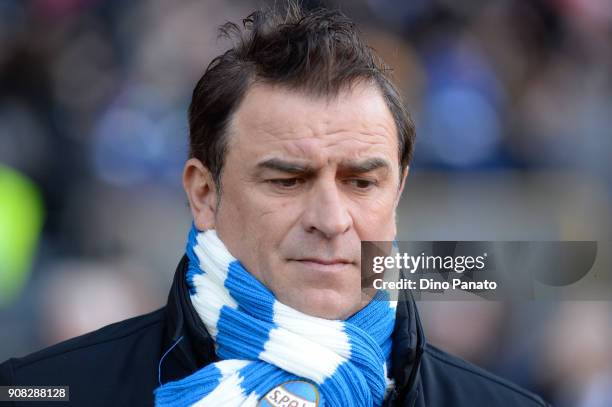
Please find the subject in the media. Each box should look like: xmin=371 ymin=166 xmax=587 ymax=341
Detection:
xmin=227 ymin=82 xmax=399 ymax=167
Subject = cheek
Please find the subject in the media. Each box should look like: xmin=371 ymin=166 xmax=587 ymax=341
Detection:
xmin=220 ymin=190 xmax=297 ymax=258
xmin=257 ymin=201 xmax=301 ymax=244
xmin=357 ymin=215 xmax=396 ymax=240
xmin=351 ymin=196 xmax=398 ymax=240
xmin=215 ymin=189 xmax=261 ymax=257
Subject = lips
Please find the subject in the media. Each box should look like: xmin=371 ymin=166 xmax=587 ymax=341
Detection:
xmin=291 ymin=258 xmax=354 ymax=273
xmin=296 ymin=258 xmax=352 ymax=265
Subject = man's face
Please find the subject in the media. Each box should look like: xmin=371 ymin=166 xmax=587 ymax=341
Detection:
xmin=187 ymin=82 xmax=406 ymax=320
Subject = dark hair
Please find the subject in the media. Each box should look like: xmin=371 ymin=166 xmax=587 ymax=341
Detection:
xmin=188 ymin=2 xmax=415 ymax=190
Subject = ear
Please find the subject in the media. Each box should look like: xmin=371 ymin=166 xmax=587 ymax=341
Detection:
xmin=389 ymin=166 xmax=409 ymax=239
xmin=395 ymin=166 xmax=409 ymax=206
xmin=183 ymin=158 xmax=218 ymax=230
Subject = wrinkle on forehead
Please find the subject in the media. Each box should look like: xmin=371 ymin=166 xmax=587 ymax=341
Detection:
xmin=279 ymin=133 xmax=391 ymax=167
xmin=227 ymin=82 xmax=398 ymax=166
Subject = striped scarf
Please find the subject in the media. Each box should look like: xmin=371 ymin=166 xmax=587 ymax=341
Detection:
xmin=154 ymin=225 xmax=396 ymax=406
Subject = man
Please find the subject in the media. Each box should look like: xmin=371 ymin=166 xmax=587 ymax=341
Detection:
xmin=0 ymin=3 xmax=549 ymax=406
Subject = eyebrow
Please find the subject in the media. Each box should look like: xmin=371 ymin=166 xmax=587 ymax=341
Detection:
xmin=340 ymin=157 xmax=390 ymax=173
xmin=255 ymin=157 xmax=390 ymax=175
xmin=256 ymin=158 xmax=315 ymax=175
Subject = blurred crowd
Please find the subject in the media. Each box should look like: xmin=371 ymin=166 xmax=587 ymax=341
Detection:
xmin=0 ymin=0 xmax=611 ymax=406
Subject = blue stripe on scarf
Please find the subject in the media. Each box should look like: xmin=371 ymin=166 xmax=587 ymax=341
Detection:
xmin=215 ymin=305 xmax=272 ymax=360
xmin=226 ymin=261 xmax=276 ymax=322
xmin=154 ymin=363 xmax=223 ymax=406
xmin=185 ymin=225 xmax=201 ymax=295
xmin=238 ymin=363 xmax=303 ymax=402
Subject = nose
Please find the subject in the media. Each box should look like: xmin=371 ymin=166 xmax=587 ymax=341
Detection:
xmin=301 ymin=177 xmax=352 ymax=239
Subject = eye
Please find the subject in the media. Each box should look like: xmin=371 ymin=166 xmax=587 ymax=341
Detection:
xmin=268 ymin=178 xmax=303 ymax=189
xmin=348 ymin=179 xmax=377 ymax=190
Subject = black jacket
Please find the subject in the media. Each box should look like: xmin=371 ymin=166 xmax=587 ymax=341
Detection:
xmin=0 ymin=256 xmax=549 ymax=406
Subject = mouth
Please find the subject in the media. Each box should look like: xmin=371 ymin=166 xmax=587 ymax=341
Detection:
xmin=290 ymin=258 xmax=354 ymax=273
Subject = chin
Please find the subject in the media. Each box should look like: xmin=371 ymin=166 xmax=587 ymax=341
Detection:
xmin=284 ymin=288 xmax=363 ymax=320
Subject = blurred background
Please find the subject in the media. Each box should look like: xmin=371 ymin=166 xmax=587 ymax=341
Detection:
xmin=0 ymin=0 xmax=611 ymax=405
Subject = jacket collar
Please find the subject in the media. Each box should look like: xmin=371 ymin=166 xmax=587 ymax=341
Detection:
xmin=161 ymin=256 xmax=425 ymax=403
xmin=387 ymin=282 xmax=425 ymax=405
xmin=161 ymin=255 xmax=217 ymax=383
